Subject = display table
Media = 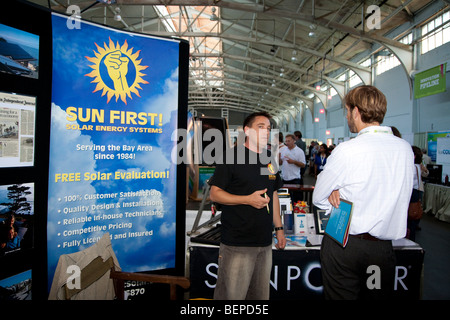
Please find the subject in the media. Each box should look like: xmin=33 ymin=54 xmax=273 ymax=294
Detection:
xmin=282 ymin=184 xmax=315 ymax=204
xmin=423 ymin=183 xmax=450 ymax=222
xmin=187 ymin=237 xmax=424 ymax=300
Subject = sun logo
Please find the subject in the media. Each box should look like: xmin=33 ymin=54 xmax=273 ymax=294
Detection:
xmin=267 ymin=163 xmax=276 ymax=174
xmin=85 ymin=38 xmax=149 ymax=104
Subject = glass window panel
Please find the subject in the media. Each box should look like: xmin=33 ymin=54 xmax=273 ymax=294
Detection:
xmin=443 ymin=11 xmax=449 ymax=22
xmin=435 ymin=16 xmax=442 ymax=27
xmin=429 ymin=34 xmax=435 ymax=50
xmin=436 ymin=30 xmax=443 ymax=47
xmin=443 ymin=25 xmax=450 ymax=43
xmin=421 ymin=37 xmax=428 ymax=54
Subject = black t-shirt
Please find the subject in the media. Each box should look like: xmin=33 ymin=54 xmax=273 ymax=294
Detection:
xmin=209 ymin=145 xmax=283 ymax=247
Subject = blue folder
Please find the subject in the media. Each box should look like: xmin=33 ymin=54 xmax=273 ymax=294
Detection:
xmin=324 ymin=199 xmax=353 ymax=247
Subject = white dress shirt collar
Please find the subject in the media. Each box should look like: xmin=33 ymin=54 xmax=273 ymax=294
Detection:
xmin=357 ymin=125 xmax=393 ymax=136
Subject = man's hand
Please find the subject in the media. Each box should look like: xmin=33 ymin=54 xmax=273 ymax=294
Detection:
xmin=246 ymin=188 xmax=270 ymax=209
xmin=328 ymin=190 xmax=340 ymax=208
xmin=210 ymin=186 xmax=271 ymax=209
xmin=275 ymin=231 xmax=286 ymax=250
xmin=285 ymin=156 xmax=305 ymax=168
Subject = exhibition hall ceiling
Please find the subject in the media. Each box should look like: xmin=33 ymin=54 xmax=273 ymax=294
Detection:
xmin=26 ymin=0 xmax=437 ymax=122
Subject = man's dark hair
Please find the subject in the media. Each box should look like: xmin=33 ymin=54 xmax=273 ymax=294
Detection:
xmin=412 ymin=146 xmax=423 ymax=164
xmin=243 ymin=111 xmax=272 ymax=129
xmin=294 ymin=130 xmax=302 ymax=139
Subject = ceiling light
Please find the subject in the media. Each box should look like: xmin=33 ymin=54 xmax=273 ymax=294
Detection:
xmin=291 ymin=50 xmax=297 ymax=61
xmin=308 ymin=24 xmax=317 ymax=38
xmin=114 ymin=7 xmax=121 ymax=21
xmin=210 ymin=7 xmax=219 ymax=21
xmin=279 ymin=68 xmax=285 ymax=77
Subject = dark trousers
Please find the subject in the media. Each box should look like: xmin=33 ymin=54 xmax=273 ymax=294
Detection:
xmin=407 ymin=218 xmax=420 ymax=241
xmin=320 ymin=234 xmax=396 ymax=300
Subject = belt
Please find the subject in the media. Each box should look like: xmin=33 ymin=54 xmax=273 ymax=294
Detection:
xmin=350 ymin=233 xmax=385 ymax=241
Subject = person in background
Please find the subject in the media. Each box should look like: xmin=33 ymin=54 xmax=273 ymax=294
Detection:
xmin=314 ymin=143 xmax=329 ymax=178
xmin=293 ymin=131 xmax=306 ymax=154
xmin=418 ymin=148 xmax=430 ymax=231
xmin=308 ymin=141 xmax=318 ymax=176
xmin=418 ymin=150 xmax=429 ymax=195
xmin=328 ymin=144 xmax=335 ymax=153
xmin=294 ymin=131 xmax=307 ymax=178
xmin=422 ymin=149 xmax=431 ymax=165
xmin=313 ymin=85 xmax=414 ymax=300
xmin=390 ymin=126 xmax=402 ymax=138
xmin=280 ymin=134 xmax=306 ymax=184
xmin=274 ymin=132 xmax=285 ymax=151
xmin=280 ymin=134 xmax=306 ymax=204
xmin=408 ymin=146 xmax=429 ymax=239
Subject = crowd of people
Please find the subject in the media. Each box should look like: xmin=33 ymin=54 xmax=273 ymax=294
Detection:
xmin=274 ymin=130 xmax=336 ymax=188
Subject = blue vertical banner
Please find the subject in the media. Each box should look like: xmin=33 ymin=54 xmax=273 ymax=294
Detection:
xmin=47 ymin=13 xmax=181 ymax=287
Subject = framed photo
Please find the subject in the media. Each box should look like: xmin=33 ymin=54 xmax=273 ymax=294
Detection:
xmin=0 ymin=23 xmax=39 ymax=79
xmin=314 ymin=209 xmax=329 ymax=234
xmin=0 ymin=92 xmax=36 ymax=168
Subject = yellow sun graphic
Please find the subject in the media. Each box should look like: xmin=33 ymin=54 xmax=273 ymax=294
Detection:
xmin=85 ymin=38 xmax=149 ymax=104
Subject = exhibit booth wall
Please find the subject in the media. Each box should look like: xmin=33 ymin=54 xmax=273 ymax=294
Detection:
xmin=0 ymin=0 xmax=189 ymax=301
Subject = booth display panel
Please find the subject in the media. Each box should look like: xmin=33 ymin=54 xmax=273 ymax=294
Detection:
xmin=188 ymin=239 xmax=424 ymax=300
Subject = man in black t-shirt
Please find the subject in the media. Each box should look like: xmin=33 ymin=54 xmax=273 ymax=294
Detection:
xmin=209 ymin=111 xmax=286 ymax=300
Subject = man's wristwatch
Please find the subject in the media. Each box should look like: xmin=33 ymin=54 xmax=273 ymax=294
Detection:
xmin=274 ymin=226 xmax=284 ymax=232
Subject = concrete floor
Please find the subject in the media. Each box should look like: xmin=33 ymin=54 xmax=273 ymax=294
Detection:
xmin=414 ymin=212 xmax=450 ymax=300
